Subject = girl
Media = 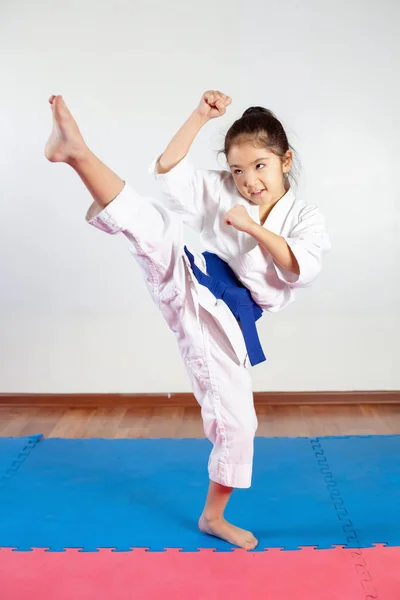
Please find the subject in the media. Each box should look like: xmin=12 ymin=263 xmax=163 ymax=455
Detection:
xmin=45 ymin=91 xmax=330 ymax=550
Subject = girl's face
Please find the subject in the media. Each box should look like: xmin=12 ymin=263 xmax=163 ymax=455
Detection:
xmin=227 ymin=140 xmax=292 ymax=205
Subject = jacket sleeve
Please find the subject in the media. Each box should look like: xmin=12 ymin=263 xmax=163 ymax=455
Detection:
xmin=149 ymin=155 xmax=224 ymax=233
xmin=274 ymin=205 xmax=331 ymax=288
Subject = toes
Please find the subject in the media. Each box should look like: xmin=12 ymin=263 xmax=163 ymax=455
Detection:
xmin=54 ymin=96 xmax=70 ymax=119
xmin=244 ymin=536 xmax=258 ymax=550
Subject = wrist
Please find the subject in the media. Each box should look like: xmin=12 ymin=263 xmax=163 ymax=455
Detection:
xmin=247 ymin=220 xmax=261 ymax=236
xmin=190 ymin=110 xmax=211 ymax=128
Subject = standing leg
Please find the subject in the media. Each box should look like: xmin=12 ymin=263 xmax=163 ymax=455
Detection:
xmin=191 ymin=307 xmax=258 ymax=549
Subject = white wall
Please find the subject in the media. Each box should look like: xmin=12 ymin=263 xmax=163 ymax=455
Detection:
xmin=0 ymin=0 xmax=398 ymax=393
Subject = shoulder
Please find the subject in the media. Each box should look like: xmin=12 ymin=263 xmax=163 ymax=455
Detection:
xmin=192 ymin=167 xmax=231 ymax=190
xmin=194 ymin=168 xmax=237 ymax=206
xmin=284 ymin=194 xmax=328 ymax=239
xmin=196 ymin=168 xmax=232 ymax=185
xmin=290 ymin=195 xmax=325 ymax=223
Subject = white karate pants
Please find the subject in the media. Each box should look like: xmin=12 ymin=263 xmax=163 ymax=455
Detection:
xmin=87 ymin=183 xmax=258 ymax=488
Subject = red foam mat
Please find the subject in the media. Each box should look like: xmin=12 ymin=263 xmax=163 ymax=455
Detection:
xmin=0 ymin=545 xmax=398 ymax=600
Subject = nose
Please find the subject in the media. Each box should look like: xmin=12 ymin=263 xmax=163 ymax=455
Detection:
xmin=245 ymin=173 xmax=259 ymax=190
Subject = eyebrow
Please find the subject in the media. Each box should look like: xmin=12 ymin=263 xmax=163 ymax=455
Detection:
xmin=229 ymin=157 xmax=270 ymax=169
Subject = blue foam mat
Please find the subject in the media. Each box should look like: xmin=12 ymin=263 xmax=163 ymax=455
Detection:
xmin=0 ymin=435 xmax=42 ymax=482
xmin=0 ymin=435 xmax=399 ymax=551
xmin=316 ymin=436 xmax=400 ymax=548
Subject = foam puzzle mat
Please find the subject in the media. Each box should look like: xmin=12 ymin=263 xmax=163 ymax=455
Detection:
xmin=0 ymin=434 xmax=399 ymax=598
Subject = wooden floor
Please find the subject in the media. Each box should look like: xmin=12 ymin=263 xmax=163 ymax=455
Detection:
xmin=1 ymin=404 xmax=400 ymax=438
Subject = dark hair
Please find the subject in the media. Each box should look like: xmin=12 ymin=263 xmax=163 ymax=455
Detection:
xmin=222 ymin=106 xmax=300 ymax=188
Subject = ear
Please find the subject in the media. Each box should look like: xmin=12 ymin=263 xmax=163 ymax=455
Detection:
xmin=282 ymin=150 xmax=293 ymax=173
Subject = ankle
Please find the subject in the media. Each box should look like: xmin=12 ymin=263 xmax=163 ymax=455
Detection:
xmin=200 ymin=513 xmax=224 ymax=524
xmin=66 ymin=146 xmax=91 ymax=167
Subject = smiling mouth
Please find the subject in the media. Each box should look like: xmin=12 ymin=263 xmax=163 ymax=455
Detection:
xmin=250 ymin=189 xmax=265 ymax=197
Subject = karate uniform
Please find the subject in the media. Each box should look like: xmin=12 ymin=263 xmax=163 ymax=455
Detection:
xmin=85 ymin=156 xmax=330 ymax=489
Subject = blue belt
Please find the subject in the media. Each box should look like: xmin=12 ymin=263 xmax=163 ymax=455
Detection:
xmin=184 ymin=246 xmax=266 ymax=366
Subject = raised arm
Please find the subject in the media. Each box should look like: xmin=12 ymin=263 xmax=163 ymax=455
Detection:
xmin=151 ymin=91 xmax=232 ymax=232
xmin=156 ymin=90 xmax=231 ymax=174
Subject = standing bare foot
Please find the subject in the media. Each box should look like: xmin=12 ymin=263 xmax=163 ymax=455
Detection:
xmin=45 ymin=95 xmax=88 ymax=164
xmin=198 ymin=514 xmax=258 ymax=550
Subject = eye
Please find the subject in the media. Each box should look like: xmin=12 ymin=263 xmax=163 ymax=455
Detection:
xmin=233 ymin=169 xmax=242 ymax=175
xmin=256 ymin=163 xmax=265 ymax=170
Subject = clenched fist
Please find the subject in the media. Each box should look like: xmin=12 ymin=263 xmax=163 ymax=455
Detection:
xmin=224 ymin=205 xmax=256 ymax=233
xmin=196 ymin=90 xmax=232 ymax=120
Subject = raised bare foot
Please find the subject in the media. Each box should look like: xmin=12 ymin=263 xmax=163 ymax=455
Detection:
xmin=198 ymin=514 xmax=258 ymax=550
xmin=45 ymin=95 xmax=88 ymax=163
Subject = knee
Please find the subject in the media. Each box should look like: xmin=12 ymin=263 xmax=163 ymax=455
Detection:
xmin=234 ymin=410 xmax=258 ymax=440
xmin=235 ymin=420 xmax=257 ymax=447
xmin=202 ymin=404 xmax=258 ymax=447
xmin=225 ymin=414 xmax=257 ymax=457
